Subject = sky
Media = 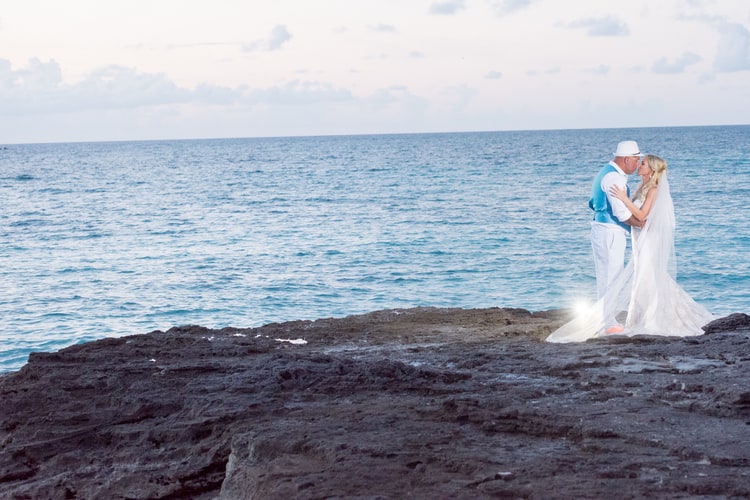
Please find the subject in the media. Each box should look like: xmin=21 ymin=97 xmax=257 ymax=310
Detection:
xmin=1 ymin=0 xmax=750 ymax=144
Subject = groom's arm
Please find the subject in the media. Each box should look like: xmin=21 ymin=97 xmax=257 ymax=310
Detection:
xmin=625 ymin=215 xmax=644 ymax=228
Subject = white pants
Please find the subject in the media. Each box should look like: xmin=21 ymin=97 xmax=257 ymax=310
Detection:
xmin=591 ymin=222 xmax=627 ymax=326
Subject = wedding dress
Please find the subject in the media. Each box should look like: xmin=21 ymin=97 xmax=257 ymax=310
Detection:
xmin=546 ymin=173 xmax=715 ymax=343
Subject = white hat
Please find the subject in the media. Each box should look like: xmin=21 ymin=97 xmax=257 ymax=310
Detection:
xmin=614 ymin=140 xmax=640 ymax=157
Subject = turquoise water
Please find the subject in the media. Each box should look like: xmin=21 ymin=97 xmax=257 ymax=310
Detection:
xmin=2 ymin=126 xmax=749 ymax=372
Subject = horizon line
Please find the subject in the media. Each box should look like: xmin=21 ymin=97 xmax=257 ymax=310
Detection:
xmin=3 ymin=122 xmax=749 ymax=147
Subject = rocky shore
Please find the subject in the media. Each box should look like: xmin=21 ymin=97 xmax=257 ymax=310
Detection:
xmin=1 ymin=307 xmax=749 ymax=499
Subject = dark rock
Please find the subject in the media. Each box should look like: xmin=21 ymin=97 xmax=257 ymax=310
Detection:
xmin=703 ymin=312 xmax=750 ymax=334
xmin=1 ymin=307 xmax=749 ymax=499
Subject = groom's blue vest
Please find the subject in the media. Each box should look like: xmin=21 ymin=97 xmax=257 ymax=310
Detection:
xmin=589 ymin=163 xmax=630 ymax=233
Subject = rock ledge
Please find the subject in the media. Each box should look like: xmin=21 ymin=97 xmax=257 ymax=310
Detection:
xmin=1 ymin=307 xmax=749 ymax=499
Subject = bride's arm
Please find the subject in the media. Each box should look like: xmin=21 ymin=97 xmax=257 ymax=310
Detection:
xmin=609 ymin=185 xmax=658 ymax=221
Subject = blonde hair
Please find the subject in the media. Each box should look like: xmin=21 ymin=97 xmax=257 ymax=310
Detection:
xmin=634 ymin=154 xmax=667 ymax=201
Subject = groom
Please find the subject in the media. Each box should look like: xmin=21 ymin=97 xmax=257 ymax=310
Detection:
xmin=589 ymin=140 xmax=642 ymax=333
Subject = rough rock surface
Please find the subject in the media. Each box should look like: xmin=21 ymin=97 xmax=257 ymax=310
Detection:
xmin=1 ymin=307 xmax=749 ymax=499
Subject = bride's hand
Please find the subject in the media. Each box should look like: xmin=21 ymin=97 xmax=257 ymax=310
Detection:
xmin=609 ymin=185 xmax=627 ymax=201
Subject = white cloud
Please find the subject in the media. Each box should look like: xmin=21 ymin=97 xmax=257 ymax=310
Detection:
xmin=485 ymin=70 xmax=503 ymax=79
xmin=586 ymin=65 xmax=610 ymax=75
xmin=363 ymin=86 xmax=430 ymax=126
xmin=0 ymin=57 xmax=61 ymax=91
xmin=193 ymin=83 xmax=244 ymax=106
xmin=243 ymin=24 xmax=293 ymax=52
xmin=568 ymin=16 xmax=630 ymax=36
xmin=245 ymin=80 xmax=352 ymax=106
xmin=429 ymin=1 xmax=466 ymax=15
xmin=74 ymin=66 xmax=190 ymax=109
xmin=0 ymin=59 xmax=193 ymax=114
xmin=267 ymin=25 xmax=293 ymax=50
xmin=441 ymin=84 xmax=477 ymax=107
xmin=526 ymin=67 xmax=560 ymax=77
xmin=488 ymin=0 xmax=533 ymax=15
xmin=652 ymin=52 xmax=702 ymax=74
xmin=369 ymin=23 xmax=397 ymax=33
xmin=369 ymin=85 xmax=416 ymax=104
xmin=713 ymin=22 xmax=750 ymax=71
xmin=0 ymin=58 xmax=352 ymax=116
xmin=671 ymin=4 xmax=750 ymax=72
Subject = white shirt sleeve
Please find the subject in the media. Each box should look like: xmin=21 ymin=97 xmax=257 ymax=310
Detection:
xmin=600 ymin=171 xmax=632 ymax=222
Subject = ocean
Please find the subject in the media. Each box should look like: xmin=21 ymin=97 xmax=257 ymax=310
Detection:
xmin=2 ymin=126 xmax=749 ymax=372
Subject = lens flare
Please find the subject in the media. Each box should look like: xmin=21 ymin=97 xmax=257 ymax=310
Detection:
xmin=573 ymin=298 xmax=594 ymax=318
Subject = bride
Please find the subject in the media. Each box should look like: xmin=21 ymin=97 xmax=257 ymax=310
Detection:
xmin=546 ymin=155 xmax=714 ymax=343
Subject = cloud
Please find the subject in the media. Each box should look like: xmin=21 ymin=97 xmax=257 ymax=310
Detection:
xmin=526 ymin=67 xmax=560 ymax=77
xmin=369 ymin=23 xmax=397 ymax=33
xmin=77 ymin=66 xmax=189 ymax=107
xmin=365 ymin=86 xmax=429 ymax=116
xmin=673 ymin=10 xmax=750 ymax=72
xmin=0 ymin=59 xmax=196 ymax=114
xmin=0 ymin=57 xmax=61 ymax=91
xmin=676 ymin=11 xmax=727 ymax=25
xmin=485 ymin=70 xmax=503 ymax=79
xmin=713 ymin=22 xmax=750 ymax=72
xmin=193 ymin=83 xmax=244 ymax=105
xmin=651 ymin=52 xmax=701 ymax=74
xmin=370 ymin=85 xmax=415 ymax=103
xmin=267 ymin=25 xmax=293 ymax=50
xmin=441 ymin=84 xmax=476 ymax=106
xmin=0 ymin=58 xmax=353 ymax=116
xmin=428 ymin=0 xmax=466 ymax=15
xmin=683 ymin=0 xmax=712 ymax=7
xmin=243 ymin=24 xmax=292 ymax=52
xmin=488 ymin=0 xmax=533 ymax=15
xmin=567 ymin=16 xmax=629 ymax=36
xmin=246 ymin=80 xmax=352 ymax=105
xmin=165 ymin=41 xmax=237 ymax=50
xmin=586 ymin=65 xmax=610 ymax=75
